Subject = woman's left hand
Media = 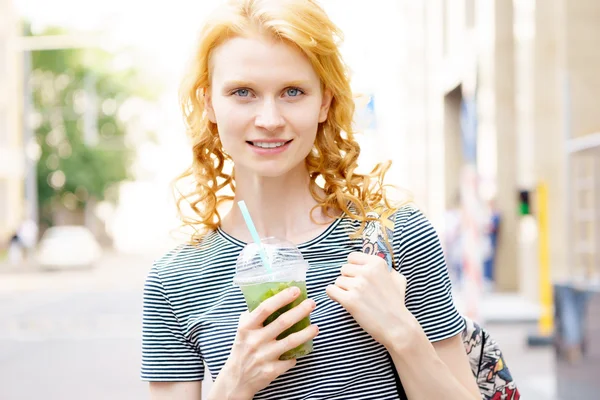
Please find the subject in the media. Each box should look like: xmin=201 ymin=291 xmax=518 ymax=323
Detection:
xmin=326 ymin=252 xmax=423 ymax=351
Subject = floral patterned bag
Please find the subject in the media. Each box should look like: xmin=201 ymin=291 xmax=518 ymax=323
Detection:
xmin=361 ymin=206 xmax=520 ymax=400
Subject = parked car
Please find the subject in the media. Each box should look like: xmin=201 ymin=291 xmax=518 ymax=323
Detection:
xmin=36 ymin=225 xmax=102 ymax=270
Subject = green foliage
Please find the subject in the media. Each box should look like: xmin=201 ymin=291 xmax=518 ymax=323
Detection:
xmin=29 ymin=25 xmax=157 ymax=225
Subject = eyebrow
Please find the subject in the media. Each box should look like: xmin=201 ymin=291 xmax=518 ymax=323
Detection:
xmin=221 ymin=80 xmax=254 ymax=91
xmin=221 ymin=79 xmax=314 ymax=90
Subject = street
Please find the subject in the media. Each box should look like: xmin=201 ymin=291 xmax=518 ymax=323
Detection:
xmin=0 ymin=252 xmax=555 ymax=400
xmin=0 ymin=252 xmax=153 ymax=400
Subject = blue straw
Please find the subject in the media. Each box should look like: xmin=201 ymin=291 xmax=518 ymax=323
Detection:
xmin=237 ymin=201 xmax=272 ymax=273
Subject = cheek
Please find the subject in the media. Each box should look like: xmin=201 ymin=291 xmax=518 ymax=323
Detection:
xmin=212 ymin=101 xmax=250 ymax=148
xmin=287 ymin=105 xmax=321 ymax=140
xmin=211 ymin=97 xmax=234 ymax=122
xmin=218 ymin=132 xmax=235 ymax=155
xmin=297 ymin=121 xmax=320 ymax=152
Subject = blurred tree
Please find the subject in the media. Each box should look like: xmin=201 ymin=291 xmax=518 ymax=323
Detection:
xmin=26 ymin=25 xmax=159 ymax=227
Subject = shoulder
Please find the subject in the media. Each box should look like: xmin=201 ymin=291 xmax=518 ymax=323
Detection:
xmin=153 ymin=243 xmax=205 ymax=271
xmin=390 ymin=204 xmax=444 ymax=264
xmin=392 ymin=203 xmax=421 ymax=225
xmin=143 ymin=244 xmax=204 ymax=297
xmin=150 ymin=230 xmax=234 ymax=281
xmin=392 ymin=203 xmax=432 ymax=238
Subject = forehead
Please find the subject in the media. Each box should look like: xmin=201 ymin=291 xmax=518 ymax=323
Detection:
xmin=209 ymin=36 xmax=320 ymax=86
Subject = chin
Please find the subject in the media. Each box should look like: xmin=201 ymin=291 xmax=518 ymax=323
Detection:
xmin=254 ymin=166 xmax=295 ymax=178
xmin=240 ymin=161 xmax=303 ymax=179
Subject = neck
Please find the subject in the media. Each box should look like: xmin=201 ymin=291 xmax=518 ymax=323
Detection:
xmin=223 ymin=165 xmax=335 ymax=244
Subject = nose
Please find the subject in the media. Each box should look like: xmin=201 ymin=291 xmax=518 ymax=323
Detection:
xmin=255 ymin=98 xmax=285 ymax=131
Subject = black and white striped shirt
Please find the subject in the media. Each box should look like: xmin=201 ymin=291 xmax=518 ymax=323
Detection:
xmin=141 ymin=205 xmax=464 ymax=399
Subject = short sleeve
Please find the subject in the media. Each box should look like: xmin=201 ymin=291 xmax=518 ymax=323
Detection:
xmin=394 ymin=207 xmax=465 ymax=342
xmin=141 ymin=266 xmax=205 ymax=381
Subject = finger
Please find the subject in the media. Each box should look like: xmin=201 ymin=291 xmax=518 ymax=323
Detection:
xmin=272 ymin=358 xmax=297 ymax=377
xmin=272 ymin=324 xmax=319 ymax=359
xmin=237 ymin=310 xmax=251 ymax=327
xmin=334 ymin=275 xmax=354 ymax=290
xmin=249 ymin=286 xmax=301 ymax=328
xmin=326 ymin=284 xmax=350 ymax=304
xmin=349 ymin=251 xmax=387 ymax=269
xmin=340 ymin=263 xmax=362 ymax=277
xmin=348 ymin=251 xmax=372 ymax=265
xmin=262 ymin=298 xmax=316 ymax=340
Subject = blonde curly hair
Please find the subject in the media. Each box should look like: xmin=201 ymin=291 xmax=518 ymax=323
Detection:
xmin=175 ymin=0 xmax=401 ymax=242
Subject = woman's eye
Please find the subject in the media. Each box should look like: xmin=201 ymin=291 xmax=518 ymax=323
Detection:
xmin=233 ymin=89 xmax=251 ymax=97
xmin=286 ymin=88 xmax=303 ymax=97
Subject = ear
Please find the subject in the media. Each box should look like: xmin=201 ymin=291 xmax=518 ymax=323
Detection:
xmin=204 ymin=88 xmax=217 ymax=123
xmin=318 ymin=88 xmax=333 ymax=123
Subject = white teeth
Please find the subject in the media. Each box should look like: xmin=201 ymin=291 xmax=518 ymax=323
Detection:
xmin=251 ymin=141 xmax=288 ymax=149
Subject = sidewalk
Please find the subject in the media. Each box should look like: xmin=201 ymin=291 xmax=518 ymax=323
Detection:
xmin=453 ymin=288 xmax=542 ymax=323
xmin=555 ymin=293 xmax=600 ymax=399
xmin=487 ymin=322 xmax=556 ymax=400
xmin=0 ymin=250 xmax=158 ymax=295
xmin=452 ymin=289 xmax=556 ymax=399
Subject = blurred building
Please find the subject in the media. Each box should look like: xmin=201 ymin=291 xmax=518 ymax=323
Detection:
xmin=547 ymin=0 xmax=600 ymax=289
xmin=424 ymin=0 xmax=600 ymax=299
xmin=0 ymin=0 xmax=24 ymax=243
xmin=339 ymin=0 xmax=600 ymax=303
xmin=436 ymin=0 xmax=520 ymax=294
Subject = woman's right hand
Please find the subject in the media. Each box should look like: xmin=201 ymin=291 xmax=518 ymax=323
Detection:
xmin=211 ymin=286 xmax=319 ymax=400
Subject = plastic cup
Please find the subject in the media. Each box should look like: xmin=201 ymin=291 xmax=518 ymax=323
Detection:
xmin=233 ymin=237 xmax=313 ymax=360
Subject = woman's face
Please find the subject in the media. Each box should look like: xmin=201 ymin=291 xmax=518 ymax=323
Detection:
xmin=205 ymin=35 xmax=332 ymax=179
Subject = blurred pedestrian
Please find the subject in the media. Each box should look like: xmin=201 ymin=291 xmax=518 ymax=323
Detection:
xmin=483 ymin=199 xmax=500 ymax=291
xmin=8 ymin=232 xmax=24 ymax=265
xmin=444 ymin=200 xmax=463 ymax=288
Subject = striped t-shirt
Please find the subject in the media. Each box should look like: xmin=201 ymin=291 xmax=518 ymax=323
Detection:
xmin=141 ymin=205 xmax=464 ymax=399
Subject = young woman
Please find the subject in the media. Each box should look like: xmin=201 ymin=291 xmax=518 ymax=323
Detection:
xmin=142 ymin=0 xmax=480 ymax=398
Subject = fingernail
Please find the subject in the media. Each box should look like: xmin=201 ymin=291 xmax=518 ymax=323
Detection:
xmin=290 ymin=287 xmax=300 ymax=296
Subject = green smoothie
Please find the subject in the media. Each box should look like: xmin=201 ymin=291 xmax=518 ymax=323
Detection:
xmin=241 ymin=281 xmax=312 ymax=360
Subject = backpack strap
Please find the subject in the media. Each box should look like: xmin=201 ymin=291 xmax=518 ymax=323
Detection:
xmin=361 ymin=206 xmax=408 ymax=400
xmin=361 ymin=206 xmax=396 ymax=271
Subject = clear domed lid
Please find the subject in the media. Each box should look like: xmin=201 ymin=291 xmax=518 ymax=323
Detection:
xmin=233 ymin=237 xmax=307 ymax=286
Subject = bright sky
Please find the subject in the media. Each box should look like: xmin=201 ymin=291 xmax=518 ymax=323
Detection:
xmin=16 ymin=0 xmax=220 ymax=77
xmin=15 ymin=0 xmax=398 ymax=82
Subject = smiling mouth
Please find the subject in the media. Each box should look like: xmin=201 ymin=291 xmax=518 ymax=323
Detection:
xmin=247 ymin=140 xmax=293 ymax=149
